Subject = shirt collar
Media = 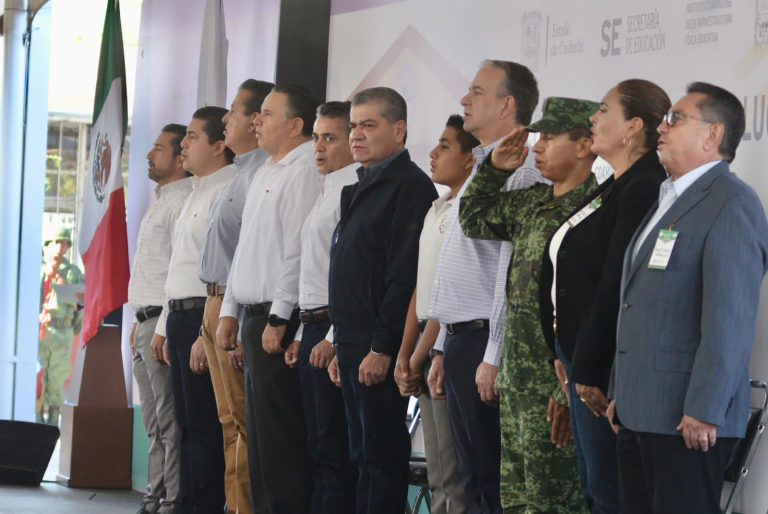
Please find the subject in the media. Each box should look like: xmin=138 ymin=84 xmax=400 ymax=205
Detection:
xmin=191 ymin=164 xmax=236 ymax=190
xmin=323 ymin=162 xmax=359 ymax=191
xmin=156 ymin=176 xmax=191 ymax=198
xmin=233 ymin=148 xmax=267 ymax=172
xmin=671 ymin=160 xmax=721 ymax=197
xmin=471 ymin=135 xmax=506 ymax=166
xmin=267 ymin=140 xmax=313 ymax=167
xmin=364 ymin=148 xmax=406 ymax=175
xmin=432 ymin=189 xmax=455 ymax=212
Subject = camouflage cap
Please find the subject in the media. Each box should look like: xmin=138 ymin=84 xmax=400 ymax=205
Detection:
xmin=45 ymin=226 xmax=72 ymax=244
xmin=526 ymin=97 xmax=600 ymax=134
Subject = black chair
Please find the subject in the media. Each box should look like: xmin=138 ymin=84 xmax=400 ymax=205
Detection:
xmin=406 ymin=399 xmax=431 ymax=514
xmin=722 ymin=380 xmax=768 ymax=514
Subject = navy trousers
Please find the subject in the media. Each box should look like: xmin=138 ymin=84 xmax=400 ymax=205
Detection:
xmin=166 ymin=308 xmax=225 ymax=514
xmin=298 ymin=319 xmax=356 ymax=514
xmin=336 ymin=343 xmax=410 ymax=514
xmin=443 ymin=328 xmax=502 ymax=514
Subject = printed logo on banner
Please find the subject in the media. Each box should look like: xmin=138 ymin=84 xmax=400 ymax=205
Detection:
xmin=756 ymin=0 xmax=768 ymax=45
xmin=684 ymin=0 xmax=733 ymax=46
xmin=91 ymin=132 xmax=112 ymax=203
xmin=521 ymin=10 xmax=543 ymax=71
xmin=742 ymin=94 xmax=766 ymax=142
xmin=601 ymin=9 xmax=666 ymax=57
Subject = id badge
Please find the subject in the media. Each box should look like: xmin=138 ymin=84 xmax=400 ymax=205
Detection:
xmin=567 ymin=197 xmax=602 ymax=228
xmin=648 ymin=229 xmax=678 ymax=270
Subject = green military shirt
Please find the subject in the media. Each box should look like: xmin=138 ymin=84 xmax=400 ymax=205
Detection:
xmin=460 ymin=160 xmax=597 ymax=396
xmin=40 ymin=258 xmax=85 ymax=338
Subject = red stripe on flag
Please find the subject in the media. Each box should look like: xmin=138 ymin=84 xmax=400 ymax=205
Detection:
xmin=81 ymin=187 xmax=129 ymax=344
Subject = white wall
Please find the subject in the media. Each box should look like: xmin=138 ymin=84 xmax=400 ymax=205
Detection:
xmin=326 ymin=1 xmax=768 ymax=512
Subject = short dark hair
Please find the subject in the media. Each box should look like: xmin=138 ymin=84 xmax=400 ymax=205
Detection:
xmin=161 ymin=123 xmax=186 ymax=156
xmin=192 ymin=106 xmax=235 ymax=163
xmin=316 ymin=101 xmax=352 ymax=134
xmin=483 ymin=60 xmax=539 ymax=125
xmin=239 ymin=79 xmax=275 ymax=115
xmin=615 ymin=79 xmax=671 ymax=151
xmin=687 ymin=81 xmax=745 ymax=162
xmin=271 ymin=84 xmax=321 ymax=137
xmin=446 ymin=114 xmax=480 ymax=153
xmin=350 ymin=87 xmax=407 ymax=124
xmin=566 ymin=126 xmax=594 ymax=142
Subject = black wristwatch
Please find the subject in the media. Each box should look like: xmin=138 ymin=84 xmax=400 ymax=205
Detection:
xmin=428 ymin=348 xmax=443 ymax=358
xmin=268 ymin=314 xmax=289 ymax=327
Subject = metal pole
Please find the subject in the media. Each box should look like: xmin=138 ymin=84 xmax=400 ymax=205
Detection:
xmin=0 ymin=0 xmax=30 ymax=420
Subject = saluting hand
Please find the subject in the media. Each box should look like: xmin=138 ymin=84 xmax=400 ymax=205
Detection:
xmin=489 ymin=127 xmax=529 ymax=173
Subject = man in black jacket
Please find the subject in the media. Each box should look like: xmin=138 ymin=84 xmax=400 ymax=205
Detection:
xmin=328 ymin=87 xmax=437 ymax=514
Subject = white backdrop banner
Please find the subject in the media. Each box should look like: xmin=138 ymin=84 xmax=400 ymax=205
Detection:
xmin=327 ymin=1 xmax=768 ymax=512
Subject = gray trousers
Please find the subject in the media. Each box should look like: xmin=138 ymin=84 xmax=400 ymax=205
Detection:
xmin=133 ymin=315 xmax=182 ymax=513
xmin=420 ymin=359 xmax=467 ymax=514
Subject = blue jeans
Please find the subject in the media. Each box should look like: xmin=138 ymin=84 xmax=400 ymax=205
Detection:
xmin=555 ymin=340 xmax=620 ymax=514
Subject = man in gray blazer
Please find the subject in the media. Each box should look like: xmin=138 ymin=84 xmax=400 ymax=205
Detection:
xmin=607 ymin=82 xmax=768 ymax=514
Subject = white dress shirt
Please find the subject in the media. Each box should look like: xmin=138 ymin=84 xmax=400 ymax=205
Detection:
xmin=429 ymin=139 xmax=547 ymax=365
xmin=155 ymin=164 xmax=237 ymax=337
xmin=221 ymin=141 xmax=321 ymax=321
xmin=293 ymin=162 xmax=359 ymax=342
xmin=416 ymin=191 xmax=455 ymax=318
xmin=128 ymin=178 xmax=192 ymax=310
xmin=632 ymin=160 xmax=720 ymax=263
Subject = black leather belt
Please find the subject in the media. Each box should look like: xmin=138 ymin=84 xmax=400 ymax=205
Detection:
xmin=300 ymin=306 xmax=330 ymax=325
xmin=135 ymin=305 xmax=163 ymax=323
xmin=244 ymin=302 xmax=272 ymax=317
xmin=417 ymin=319 xmax=428 ymax=333
xmin=206 ymin=283 xmax=226 ymax=296
xmin=168 ymin=297 xmax=207 ymax=312
xmin=446 ymin=319 xmax=489 ymax=335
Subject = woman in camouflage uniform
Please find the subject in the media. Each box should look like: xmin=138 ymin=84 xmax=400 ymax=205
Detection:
xmin=459 ymin=97 xmax=599 ymax=513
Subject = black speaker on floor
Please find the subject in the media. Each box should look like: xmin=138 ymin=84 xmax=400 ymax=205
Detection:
xmin=0 ymin=420 xmax=60 ymax=486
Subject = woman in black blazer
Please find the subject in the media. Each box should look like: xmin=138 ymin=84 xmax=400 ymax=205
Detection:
xmin=539 ymin=79 xmax=670 ymax=514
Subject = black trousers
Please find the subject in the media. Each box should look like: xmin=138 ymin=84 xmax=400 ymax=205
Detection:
xmin=166 ymin=308 xmax=225 ymax=514
xmin=336 ymin=343 xmax=411 ymax=514
xmin=298 ymin=319 xmax=356 ymax=514
xmin=617 ymin=427 xmax=736 ymax=514
xmin=241 ymin=309 xmax=312 ymax=514
xmin=443 ymin=328 xmax=502 ymax=514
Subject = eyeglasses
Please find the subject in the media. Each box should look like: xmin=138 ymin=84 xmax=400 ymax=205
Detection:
xmin=662 ymin=111 xmax=714 ymax=127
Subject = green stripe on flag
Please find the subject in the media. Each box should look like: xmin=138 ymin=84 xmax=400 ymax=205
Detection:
xmin=93 ymin=0 xmax=127 ymax=145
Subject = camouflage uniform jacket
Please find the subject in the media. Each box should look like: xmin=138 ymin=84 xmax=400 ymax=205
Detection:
xmin=40 ymin=258 xmax=85 ymax=337
xmin=459 ymin=160 xmax=597 ymax=396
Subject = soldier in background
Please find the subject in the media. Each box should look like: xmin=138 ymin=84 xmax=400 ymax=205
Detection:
xmin=38 ymin=226 xmax=84 ymax=426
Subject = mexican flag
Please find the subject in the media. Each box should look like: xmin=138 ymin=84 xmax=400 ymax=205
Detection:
xmin=78 ymin=0 xmax=130 ymax=344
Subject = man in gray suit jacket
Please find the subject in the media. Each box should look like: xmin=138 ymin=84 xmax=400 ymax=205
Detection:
xmin=606 ymin=82 xmax=768 ymax=514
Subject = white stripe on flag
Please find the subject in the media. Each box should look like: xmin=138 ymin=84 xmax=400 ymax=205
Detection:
xmin=79 ymin=78 xmax=125 ymax=255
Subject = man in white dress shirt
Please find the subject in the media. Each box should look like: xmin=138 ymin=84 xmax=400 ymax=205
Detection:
xmin=283 ymin=101 xmax=358 ymax=514
xmin=152 ymin=106 xmax=236 ymax=514
xmin=129 ymin=123 xmax=192 ymax=514
xmin=217 ymin=84 xmax=321 ymax=514
xmin=426 ymin=60 xmax=545 ymax=514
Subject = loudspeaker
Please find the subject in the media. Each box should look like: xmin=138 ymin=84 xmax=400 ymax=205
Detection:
xmin=0 ymin=420 xmax=59 ymax=486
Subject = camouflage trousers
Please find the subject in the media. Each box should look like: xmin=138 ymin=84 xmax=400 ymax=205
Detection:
xmin=499 ymin=389 xmax=588 ymax=513
xmin=38 ymin=331 xmax=74 ymax=409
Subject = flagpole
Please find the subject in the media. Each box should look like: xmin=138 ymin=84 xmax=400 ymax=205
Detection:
xmin=56 ymin=0 xmax=132 ymax=489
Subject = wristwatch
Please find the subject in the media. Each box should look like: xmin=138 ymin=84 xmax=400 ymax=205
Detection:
xmin=267 ymin=314 xmax=289 ymax=327
xmin=428 ymin=348 xmax=443 ymax=358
